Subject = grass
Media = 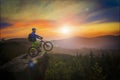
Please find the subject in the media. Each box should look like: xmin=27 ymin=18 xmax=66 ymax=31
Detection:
xmin=1 ymin=50 xmax=120 ymax=80
xmin=0 ymin=40 xmax=120 ymax=80
xmin=44 ymin=51 xmax=120 ymax=80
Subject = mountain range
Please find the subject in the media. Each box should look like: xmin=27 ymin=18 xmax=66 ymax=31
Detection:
xmin=53 ymin=35 xmax=120 ymax=49
xmin=0 ymin=35 xmax=120 ymax=49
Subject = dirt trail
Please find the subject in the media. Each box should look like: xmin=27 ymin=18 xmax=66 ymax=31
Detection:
xmin=0 ymin=51 xmax=48 ymax=72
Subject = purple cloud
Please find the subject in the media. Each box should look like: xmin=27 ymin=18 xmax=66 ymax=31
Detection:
xmin=0 ymin=22 xmax=13 ymax=29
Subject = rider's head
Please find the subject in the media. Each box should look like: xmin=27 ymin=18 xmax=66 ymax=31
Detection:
xmin=32 ymin=28 xmax=36 ymax=33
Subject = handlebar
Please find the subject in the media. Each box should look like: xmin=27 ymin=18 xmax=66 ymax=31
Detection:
xmin=38 ymin=37 xmax=44 ymax=42
xmin=38 ymin=36 xmax=43 ymax=39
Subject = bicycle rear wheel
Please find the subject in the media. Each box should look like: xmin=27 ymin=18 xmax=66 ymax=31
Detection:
xmin=28 ymin=47 xmax=39 ymax=57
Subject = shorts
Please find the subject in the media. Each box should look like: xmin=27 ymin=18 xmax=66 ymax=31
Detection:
xmin=32 ymin=41 xmax=40 ymax=48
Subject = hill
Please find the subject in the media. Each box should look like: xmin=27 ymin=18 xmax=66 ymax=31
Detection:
xmin=53 ymin=35 xmax=120 ymax=49
xmin=0 ymin=35 xmax=120 ymax=65
xmin=0 ymin=36 xmax=120 ymax=80
xmin=0 ymin=38 xmax=31 ymax=65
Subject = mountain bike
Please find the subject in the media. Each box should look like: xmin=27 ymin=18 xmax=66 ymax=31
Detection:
xmin=28 ymin=38 xmax=53 ymax=57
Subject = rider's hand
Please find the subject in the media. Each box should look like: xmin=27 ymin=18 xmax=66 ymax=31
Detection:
xmin=40 ymin=37 xmax=43 ymax=39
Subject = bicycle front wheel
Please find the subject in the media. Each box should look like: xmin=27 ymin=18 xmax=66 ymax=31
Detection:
xmin=43 ymin=41 xmax=53 ymax=51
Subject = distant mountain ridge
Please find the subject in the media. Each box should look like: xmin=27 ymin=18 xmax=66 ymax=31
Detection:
xmin=53 ymin=35 xmax=120 ymax=49
xmin=0 ymin=35 xmax=120 ymax=49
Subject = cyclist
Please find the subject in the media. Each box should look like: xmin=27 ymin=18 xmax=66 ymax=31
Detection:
xmin=28 ymin=28 xmax=43 ymax=52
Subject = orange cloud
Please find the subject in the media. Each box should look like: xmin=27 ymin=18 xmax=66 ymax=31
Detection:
xmin=0 ymin=20 xmax=120 ymax=40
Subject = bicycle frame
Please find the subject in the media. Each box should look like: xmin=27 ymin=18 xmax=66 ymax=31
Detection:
xmin=39 ymin=39 xmax=46 ymax=48
xmin=28 ymin=38 xmax=53 ymax=57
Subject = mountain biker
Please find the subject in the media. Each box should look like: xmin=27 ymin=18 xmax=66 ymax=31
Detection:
xmin=28 ymin=28 xmax=43 ymax=52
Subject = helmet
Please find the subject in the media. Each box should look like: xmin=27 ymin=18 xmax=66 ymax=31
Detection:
xmin=32 ymin=28 xmax=36 ymax=30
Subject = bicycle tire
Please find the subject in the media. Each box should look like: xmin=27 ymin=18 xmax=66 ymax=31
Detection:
xmin=43 ymin=41 xmax=53 ymax=51
xmin=28 ymin=47 xmax=39 ymax=57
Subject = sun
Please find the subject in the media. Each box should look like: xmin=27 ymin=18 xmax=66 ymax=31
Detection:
xmin=61 ymin=26 xmax=70 ymax=34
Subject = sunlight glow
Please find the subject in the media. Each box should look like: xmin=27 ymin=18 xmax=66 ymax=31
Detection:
xmin=60 ymin=25 xmax=71 ymax=34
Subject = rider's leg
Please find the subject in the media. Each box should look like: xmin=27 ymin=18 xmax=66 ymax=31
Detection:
xmin=32 ymin=41 xmax=41 ymax=52
xmin=32 ymin=41 xmax=39 ymax=48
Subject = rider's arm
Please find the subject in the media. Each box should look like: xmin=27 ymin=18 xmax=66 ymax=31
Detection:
xmin=36 ymin=34 xmax=43 ymax=39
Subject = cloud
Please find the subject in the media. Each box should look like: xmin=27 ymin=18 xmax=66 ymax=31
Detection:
xmin=86 ymin=7 xmax=120 ymax=23
xmin=0 ymin=0 xmax=96 ymax=21
xmin=97 ymin=0 xmax=120 ymax=9
xmin=0 ymin=0 xmax=120 ymax=39
xmin=0 ymin=22 xmax=13 ymax=29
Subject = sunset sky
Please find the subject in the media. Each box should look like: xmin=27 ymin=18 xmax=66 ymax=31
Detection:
xmin=0 ymin=0 xmax=120 ymax=40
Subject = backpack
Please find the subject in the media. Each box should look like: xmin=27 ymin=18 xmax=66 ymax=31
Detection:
xmin=28 ymin=33 xmax=35 ymax=42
